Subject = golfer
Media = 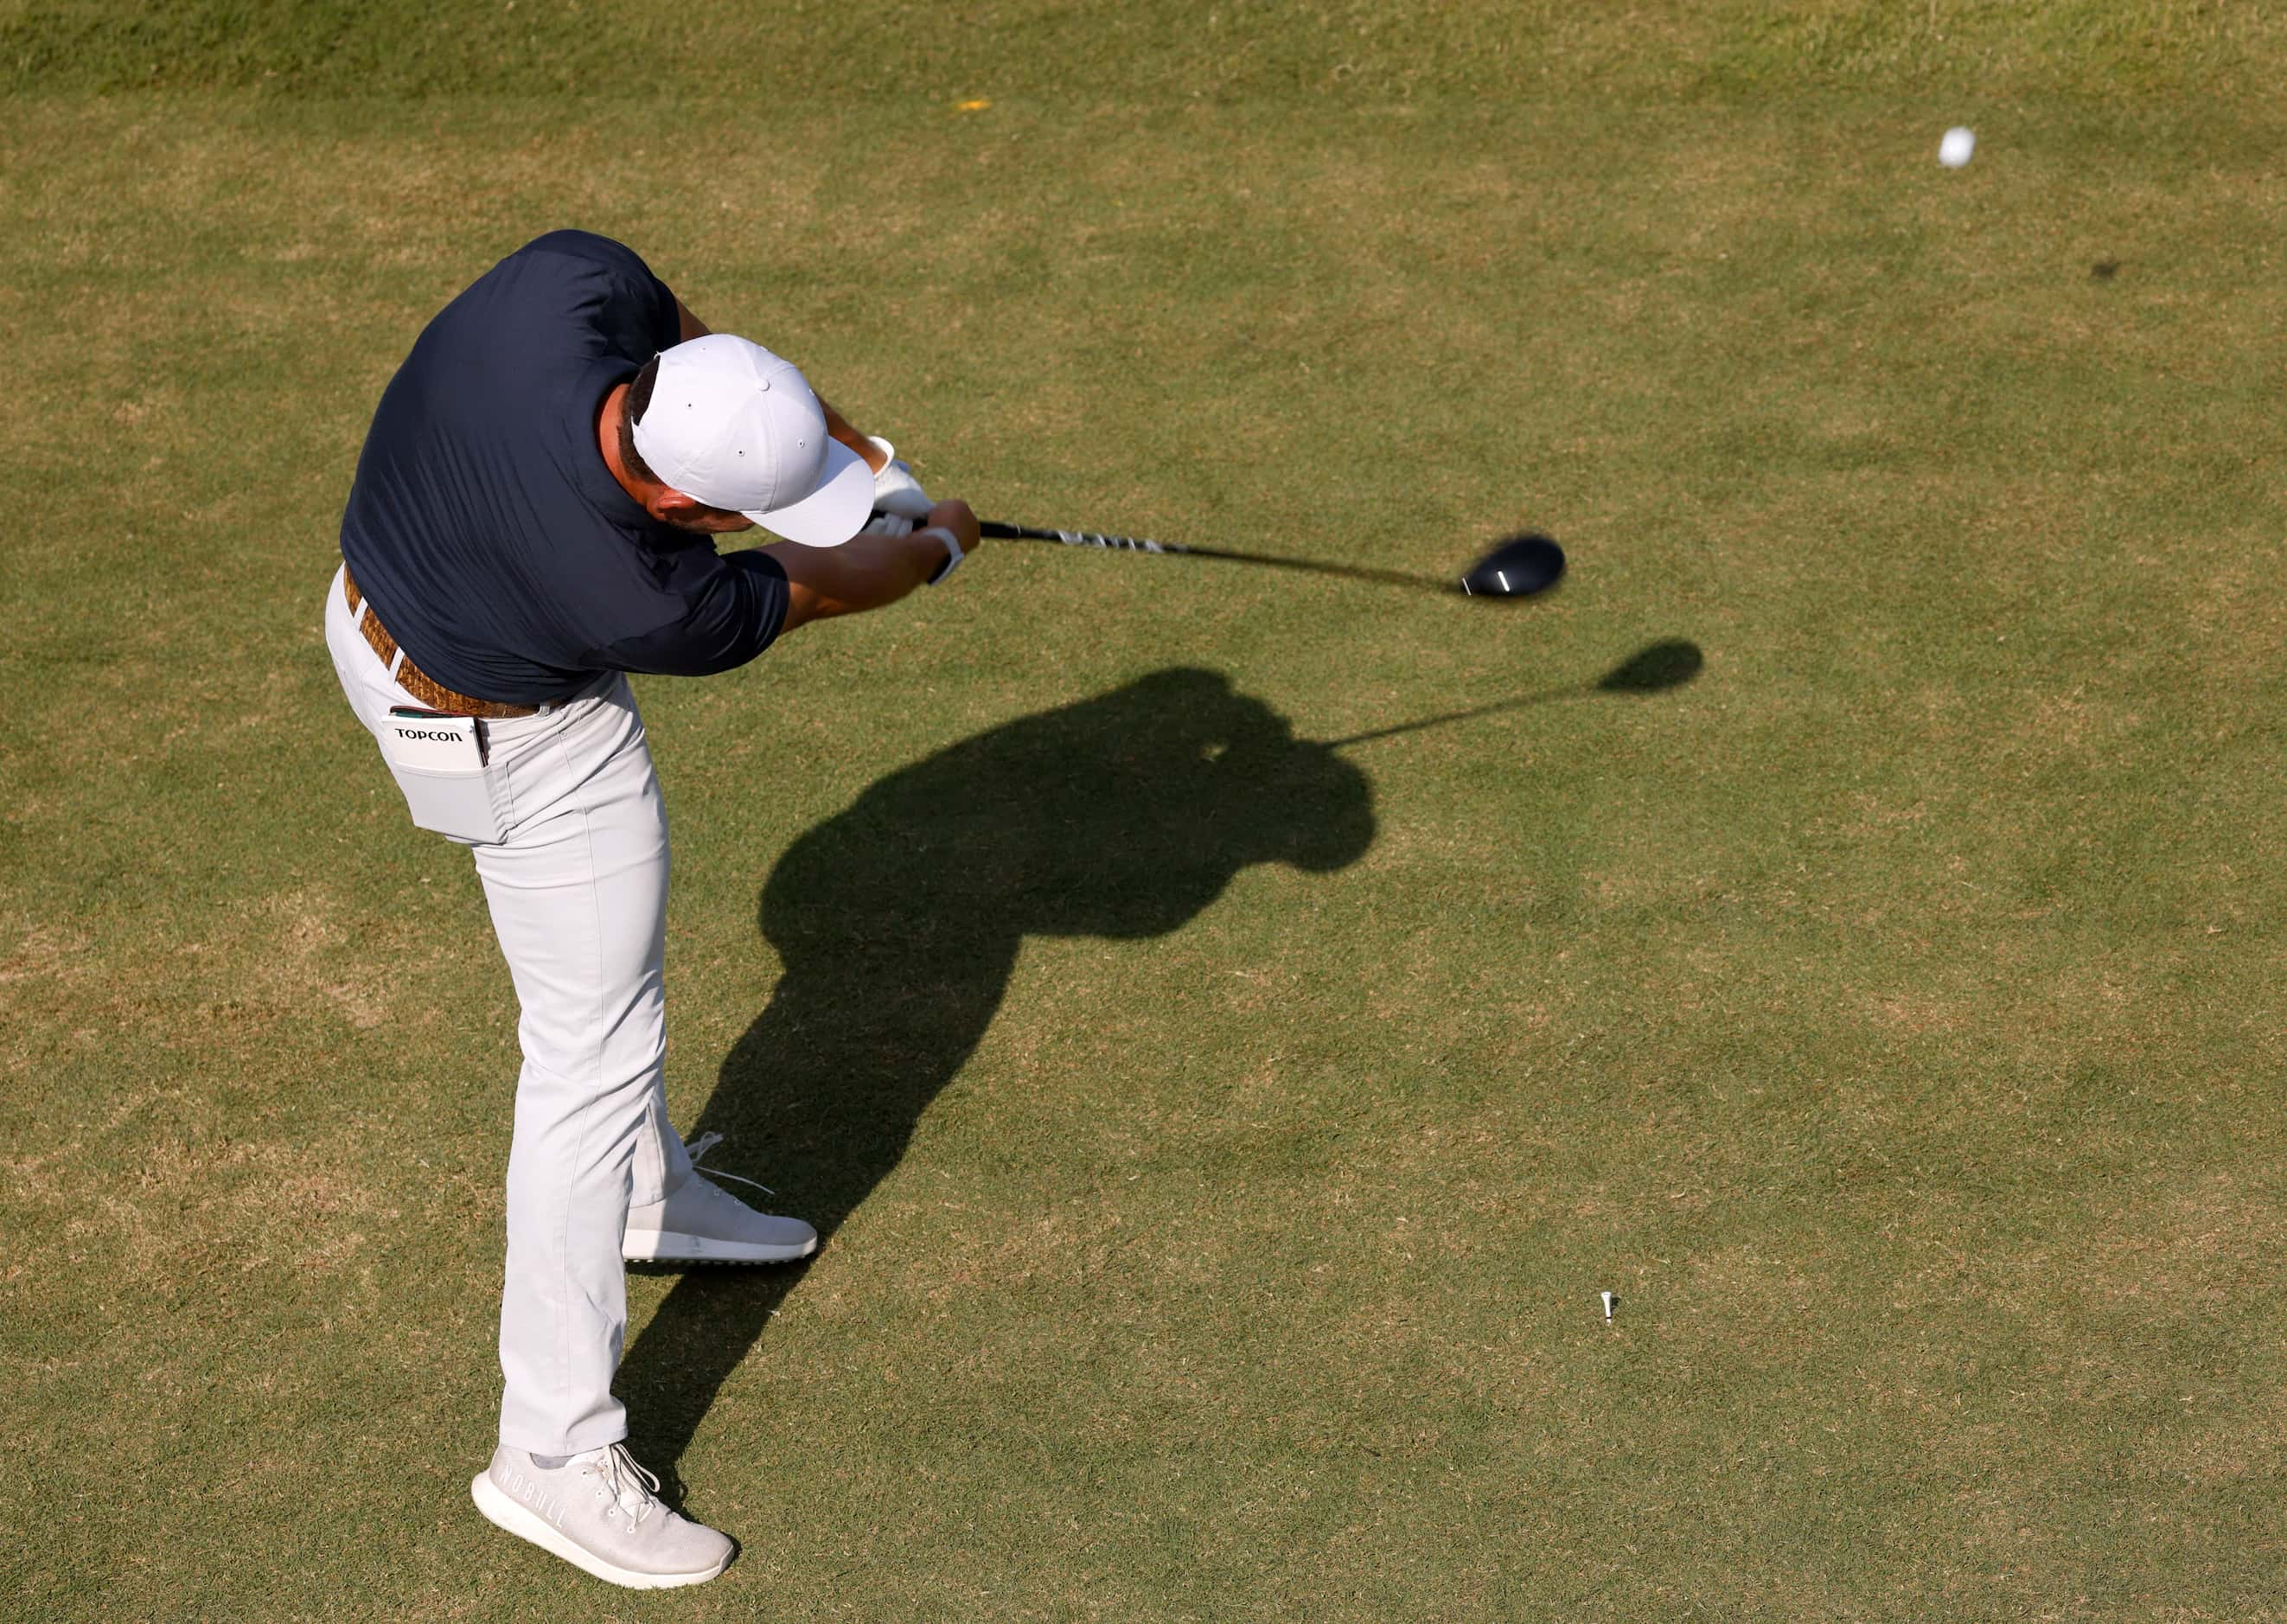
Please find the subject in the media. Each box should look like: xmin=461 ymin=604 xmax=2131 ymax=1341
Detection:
xmin=323 ymin=229 xmax=981 ymax=1589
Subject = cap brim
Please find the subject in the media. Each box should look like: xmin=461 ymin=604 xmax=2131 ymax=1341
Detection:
xmin=744 ymin=439 xmax=874 ymax=547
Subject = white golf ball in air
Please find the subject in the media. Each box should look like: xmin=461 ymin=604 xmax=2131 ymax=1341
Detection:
xmin=1939 ymin=127 xmax=1976 ymax=168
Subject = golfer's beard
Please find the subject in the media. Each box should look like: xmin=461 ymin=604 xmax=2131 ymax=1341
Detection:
xmin=663 ymin=511 xmax=754 ymax=536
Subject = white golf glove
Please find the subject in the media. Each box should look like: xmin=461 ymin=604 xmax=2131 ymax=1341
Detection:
xmin=867 ymin=436 xmax=934 ymax=521
xmin=859 ymin=510 xmax=915 ymax=538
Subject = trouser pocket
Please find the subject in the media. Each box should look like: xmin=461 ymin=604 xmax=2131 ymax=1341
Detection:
xmin=388 ymin=759 xmax=508 ymax=842
xmin=380 ymin=712 xmax=510 ymax=843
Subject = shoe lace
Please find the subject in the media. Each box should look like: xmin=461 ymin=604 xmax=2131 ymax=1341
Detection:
xmin=587 ymin=1442 xmax=663 ymax=1527
xmin=685 ymin=1130 xmax=775 ymax=1198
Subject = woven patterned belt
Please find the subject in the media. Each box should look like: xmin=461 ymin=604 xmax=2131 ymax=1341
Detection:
xmin=342 ymin=565 xmax=536 ymax=720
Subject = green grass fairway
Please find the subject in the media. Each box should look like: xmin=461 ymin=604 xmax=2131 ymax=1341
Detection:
xmin=7 ymin=6 xmax=2287 ymax=1618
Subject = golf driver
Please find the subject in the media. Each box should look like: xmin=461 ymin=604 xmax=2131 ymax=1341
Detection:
xmin=977 ymin=521 xmax=1565 ymax=601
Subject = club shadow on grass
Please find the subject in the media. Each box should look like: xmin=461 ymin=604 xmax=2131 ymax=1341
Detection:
xmin=1319 ymin=638 xmax=1704 ymax=748
xmin=616 ymin=667 xmax=1378 ymax=1493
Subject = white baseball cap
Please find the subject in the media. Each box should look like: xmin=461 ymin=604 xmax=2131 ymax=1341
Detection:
xmin=629 ymin=334 xmax=874 ymax=546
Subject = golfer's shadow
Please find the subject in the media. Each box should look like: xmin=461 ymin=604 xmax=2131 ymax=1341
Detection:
xmin=617 ymin=667 xmax=1375 ymax=1489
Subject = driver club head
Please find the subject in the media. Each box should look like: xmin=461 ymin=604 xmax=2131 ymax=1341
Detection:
xmin=1460 ymin=534 xmax=1565 ymax=599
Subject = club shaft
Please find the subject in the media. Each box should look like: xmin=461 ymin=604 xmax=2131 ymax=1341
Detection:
xmin=978 ymin=521 xmax=1188 ymax=554
xmin=978 ymin=520 xmax=1445 ymax=591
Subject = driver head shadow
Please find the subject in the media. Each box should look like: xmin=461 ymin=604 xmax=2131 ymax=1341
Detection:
xmin=618 ymin=667 xmax=1374 ymax=1489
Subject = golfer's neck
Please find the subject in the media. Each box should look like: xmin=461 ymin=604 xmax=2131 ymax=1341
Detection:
xmin=595 ymin=383 xmax=649 ymax=505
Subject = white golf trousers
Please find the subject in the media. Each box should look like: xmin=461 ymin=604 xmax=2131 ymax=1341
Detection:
xmin=324 ymin=565 xmax=694 ymax=1456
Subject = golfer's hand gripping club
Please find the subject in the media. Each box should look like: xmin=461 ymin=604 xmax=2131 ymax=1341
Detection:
xmin=867 ymin=435 xmax=936 ymax=521
xmin=917 ymin=498 xmax=979 ymax=585
xmin=770 ymin=498 xmax=981 ymax=632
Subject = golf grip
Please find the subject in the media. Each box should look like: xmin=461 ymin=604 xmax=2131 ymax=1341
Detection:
xmin=977 ymin=521 xmax=1191 ymax=556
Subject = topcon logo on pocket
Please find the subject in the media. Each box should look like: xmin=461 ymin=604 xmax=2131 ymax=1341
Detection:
xmin=382 ymin=713 xmax=486 ymax=772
